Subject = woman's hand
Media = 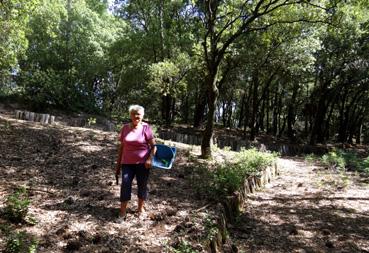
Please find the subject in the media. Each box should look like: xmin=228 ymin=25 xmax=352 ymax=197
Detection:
xmin=115 ymin=164 xmax=121 ymax=176
xmin=115 ymin=164 xmax=121 ymax=185
xmin=145 ymin=157 xmax=152 ymax=169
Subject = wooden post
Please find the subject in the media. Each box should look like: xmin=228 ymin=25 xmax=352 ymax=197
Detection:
xmin=44 ymin=114 xmax=50 ymax=124
xmin=15 ymin=110 xmax=22 ymax=119
xmin=29 ymin=112 xmax=35 ymax=122
xmin=24 ymin=111 xmax=30 ymax=120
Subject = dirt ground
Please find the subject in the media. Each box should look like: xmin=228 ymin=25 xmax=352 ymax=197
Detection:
xmin=229 ymin=158 xmax=369 ymax=253
xmin=0 ymin=111 xmax=369 ymax=253
xmin=0 ymin=113 xmax=214 ymax=252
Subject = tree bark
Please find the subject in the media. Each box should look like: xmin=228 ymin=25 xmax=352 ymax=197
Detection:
xmin=193 ymin=83 xmax=207 ymax=128
xmin=201 ymin=74 xmax=218 ymax=158
xmin=287 ymin=84 xmax=298 ymax=140
xmin=250 ymin=73 xmax=259 ymax=141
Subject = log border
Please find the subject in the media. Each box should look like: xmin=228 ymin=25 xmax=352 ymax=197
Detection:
xmin=15 ymin=110 xmax=55 ymax=124
xmin=206 ymin=161 xmax=280 ymax=252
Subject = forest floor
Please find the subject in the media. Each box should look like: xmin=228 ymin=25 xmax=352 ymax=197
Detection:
xmin=0 ymin=110 xmax=368 ymax=253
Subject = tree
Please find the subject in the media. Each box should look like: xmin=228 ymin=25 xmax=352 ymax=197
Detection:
xmin=192 ymin=0 xmax=335 ymax=158
xmin=18 ymin=0 xmax=122 ymax=111
xmin=0 ymin=0 xmax=39 ymax=84
xmin=148 ymin=53 xmax=190 ymax=125
xmin=309 ymin=0 xmax=369 ymax=144
xmin=112 ymin=0 xmax=196 ymax=121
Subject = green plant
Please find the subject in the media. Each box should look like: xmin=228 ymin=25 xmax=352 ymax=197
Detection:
xmin=361 ymin=157 xmax=369 ymax=174
xmin=222 ymin=146 xmax=232 ymax=152
xmin=4 ymin=186 xmax=31 ymax=223
xmin=321 ymin=149 xmax=346 ymax=169
xmin=115 ymin=123 xmax=122 ymax=133
xmin=0 ymin=223 xmax=11 ymax=235
xmin=172 ymin=240 xmax=199 ymax=253
xmin=1 ymin=121 xmax=12 ymax=131
xmin=203 ymin=216 xmax=219 ymax=241
xmin=150 ymin=124 xmax=159 ymax=137
xmin=342 ymin=151 xmax=362 ymax=170
xmin=5 ymin=231 xmax=38 ymax=253
xmin=87 ymin=117 xmax=96 ymax=126
xmin=212 ymin=148 xmax=277 ymax=197
xmin=320 ymin=149 xmax=369 ymax=174
xmin=304 ymin=154 xmax=318 ymax=165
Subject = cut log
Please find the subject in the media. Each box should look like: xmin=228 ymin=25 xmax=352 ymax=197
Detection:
xmin=15 ymin=110 xmax=23 ymax=119
xmin=44 ymin=114 xmax=50 ymax=124
xmin=24 ymin=111 xmax=30 ymax=120
xmin=29 ymin=112 xmax=35 ymax=121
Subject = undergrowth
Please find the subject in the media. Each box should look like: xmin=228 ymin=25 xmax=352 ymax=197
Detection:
xmin=192 ymin=148 xmax=277 ymax=200
xmin=1 ymin=187 xmax=38 ymax=253
xmin=319 ymin=148 xmax=369 ymax=174
xmin=4 ymin=186 xmax=31 ymax=224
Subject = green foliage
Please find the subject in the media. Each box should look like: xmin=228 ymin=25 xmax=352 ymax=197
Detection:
xmin=321 ymin=149 xmax=347 ymax=169
xmin=361 ymin=157 xmax=369 ymax=174
xmin=321 ymin=149 xmax=369 ymax=174
xmin=148 ymin=53 xmax=190 ymax=97
xmin=0 ymin=0 xmax=39 ymax=70
xmin=5 ymin=231 xmax=38 ymax=253
xmin=4 ymin=186 xmax=31 ymax=223
xmin=16 ymin=0 xmax=124 ymax=112
xmin=171 ymin=240 xmax=199 ymax=253
xmin=203 ymin=216 xmax=219 ymax=241
xmin=150 ymin=124 xmax=159 ymax=138
xmin=304 ymin=154 xmax=319 ymax=165
xmin=87 ymin=117 xmax=97 ymax=126
xmin=212 ymin=149 xmax=277 ymax=196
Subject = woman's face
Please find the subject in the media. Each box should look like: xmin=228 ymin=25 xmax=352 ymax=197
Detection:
xmin=130 ymin=110 xmax=144 ymax=126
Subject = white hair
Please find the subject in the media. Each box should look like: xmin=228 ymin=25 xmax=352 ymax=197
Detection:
xmin=129 ymin=105 xmax=145 ymax=114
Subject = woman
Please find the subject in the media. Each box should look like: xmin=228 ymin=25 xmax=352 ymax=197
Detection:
xmin=115 ymin=105 xmax=156 ymax=219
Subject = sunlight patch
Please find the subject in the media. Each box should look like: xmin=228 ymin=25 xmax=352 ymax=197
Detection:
xmin=73 ymin=142 xmax=103 ymax=152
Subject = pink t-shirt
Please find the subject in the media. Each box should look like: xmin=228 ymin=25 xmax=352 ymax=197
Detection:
xmin=119 ymin=122 xmax=154 ymax=164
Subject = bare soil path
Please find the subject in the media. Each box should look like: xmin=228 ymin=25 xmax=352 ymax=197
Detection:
xmin=230 ymin=158 xmax=369 ymax=253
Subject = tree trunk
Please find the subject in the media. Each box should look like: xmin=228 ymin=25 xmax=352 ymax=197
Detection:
xmin=310 ymin=95 xmax=329 ymax=145
xmin=238 ymin=92 xmax=246 ymax=128
xmin=162 ymin=95 xmax=172 ymax=126
xmin=250 ymin=74 xmax=259 ymax=140
xmin=193 ymin=83 xmax=207 ymax=128
xmin=201 ymin=75 xmax=218 ymax=158
xmin=266 ymin=88 xmax=271 ymax=134
xmin=182 ymin=94 xmax=189 ymax=124
xmin=287 ymin=85 xmax=298 ymax=140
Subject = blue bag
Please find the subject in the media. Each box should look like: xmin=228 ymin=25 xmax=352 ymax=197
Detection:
xmin=152 ymin=144 xmax=176 ymax=169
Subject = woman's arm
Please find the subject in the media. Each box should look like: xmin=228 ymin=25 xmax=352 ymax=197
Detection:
xmin=145 ymin=138 xmax=156 ymax=169
xmin=116 ymin=142 xmax=124 ymax=175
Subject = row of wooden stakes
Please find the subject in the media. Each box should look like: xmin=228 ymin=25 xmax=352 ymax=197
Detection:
xmin=15 ymin=110 xmax=55 ymax=124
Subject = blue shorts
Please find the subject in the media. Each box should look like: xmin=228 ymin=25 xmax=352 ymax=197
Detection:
xmin=120 ymin=164 xmax=150 ymax=202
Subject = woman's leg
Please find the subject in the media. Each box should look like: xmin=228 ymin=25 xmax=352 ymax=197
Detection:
xmin=138 ymin=198 xmax=145 ymax=214
xmin=120 ymin=165 xmax=135 ymax=216
xmin=120 ymin=201 xmax=128 ymax=217
xmin=136 ymin=164 xmax=150 ymax=213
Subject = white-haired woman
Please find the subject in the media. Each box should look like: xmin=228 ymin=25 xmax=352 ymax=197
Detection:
xmin=115 ymin=105 xmax=156 ymax=220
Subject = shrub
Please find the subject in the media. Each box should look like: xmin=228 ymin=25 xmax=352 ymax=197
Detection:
xmin=5 ymin=231 xmax=38 ymax=253
xmin=359 ymin=156 xmax=369 ymax=175
xmin=4 ymin=186 xmax=31 ymax=223
xmin=87 ymin=117 xmax=96 ymax=126
xmin=320 ymin=149 xmax=368 ymax=174
xmin=321 ymin=149 xmax=346 ymax=169
xmin=304 ymin=154 xmax=319 ymax=165
xmin=213 ymin=149 xmax=277 ymax=196
xmin=342 ymin=151 xmax=363 ymax=170
xmin=172 ymin=240 xmax=199 ymax=253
